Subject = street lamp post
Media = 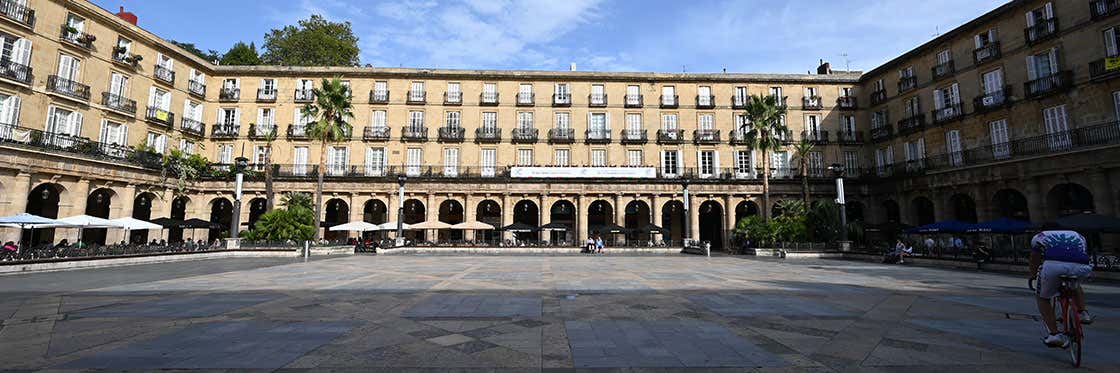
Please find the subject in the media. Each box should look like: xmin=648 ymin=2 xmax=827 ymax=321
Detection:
xmin=682 ymin=180 xmax=691 ymax=247
xmin=231 ymin=156 xmax=248 ymax=239
xmin=395 ymin=175 xmax=406 ymax=247
xmin=828 ymin=163 xmax=849 ymax=250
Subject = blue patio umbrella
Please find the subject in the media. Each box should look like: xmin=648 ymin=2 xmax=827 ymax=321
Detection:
xmin=966 ymin=218 xmax=1032 ymax=233
xmin=905 ymin=219 xmax=976 ymax=234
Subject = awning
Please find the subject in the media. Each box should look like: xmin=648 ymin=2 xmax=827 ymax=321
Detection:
xmin=501 ymin=222 xmax=538 ymax=232
xmin=966 ymin=218 xmax=1032 ymax=233
xmin=411 ymin=220 xmax=453 ymax=230
xmin=377 ymin=221 xmax=411 ymax=230
xmin=591 ymin=224 xmax=626 ymax=234
xmin=109 ymin=217 xmax=164 ymax=230
xmin=634 ymin=223 xmax=668 ymax=234
xmin=905 ymin=220 xmax=975 ymax=234
xmin=539 ymin=222 xmax=569 ymax=231
xmin=39 ymin=215 xmax=122 ymax=229
xmin=328 ymin=221 xmax=380 ymax=232
xmin=451 ymin=221 xmax=495 ymax=230
xmin=0 ymin=213 xmax=59 ymax=229
xmin=183 ymin=218 xmax=222 ymax=229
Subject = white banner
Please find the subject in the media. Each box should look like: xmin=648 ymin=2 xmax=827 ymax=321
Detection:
xmin=510 ymin=167 xmax=656 ymax=179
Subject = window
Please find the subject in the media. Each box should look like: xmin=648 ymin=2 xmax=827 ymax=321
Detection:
xmin=554 ymin=112 xmax=569 ymax=129
xmin=734 ymin=114 xmax=749 ymax=137
xmin=808 ymin=151 xmax=824 ymax=176
xmin=661 ymin=113 xmax=678 ymax=130
xmin=373 ymin=81 xmax=388 ymax=101
xmin=145 ymin=132 xmax=167 ymax=153
xmin=446 ymin=82 xmax=461 ymax=102
xmin=99 ymin=119 xmax=127 ymax=147
xmin=1114 ymin=91 xmax=1120 ymax=121
xmin=63 ymin=14 xmax=85 ymax=43
xmin=554 ymin=83 xmax=570 ymax=102
xmin=841 ymin=115 xmax=856 ymax=134
xmin=292 ymin=146 xmax=308 ymax=175
xmin=443 ymin=148 xmax=459 ymax=176
xmin=365 ymin=147 xmax=385 ymax=176
xmin=446 ymin=111 xmax=461 ymax=128
xmin=482 ymin=82 xmax=497 ymax=102
xmin=625 ymin=113 xmax=641 ymax=136
xmin=840 ymin=87 xmax=854 ymax=97
xmin=108 ymin=72 xmax=128 ymax=98
xmin=661 ymin=86 xmax=676 ymax=104
xmin=1105 ymin=27 xmax=1120 ymax=57
xmin=982 ymin=69 xmax=1005 ymax=99
xmin=371 ymin=110 xmax=387 ymax=128
xmin=974 ymin=28 xmax=998 ymax=48
xmin=590 ymin=84 xmax=606 ymax=104
xmin=339 ymin=80 xmax=351 ymax=97
xmin=626 ymin=85 xmax=640 ymax=105
xmin=1043 ymin=105 xmax=1071 ymax=150
xmin=218 ymin=144 xmax=234 ymax=164
xmin=155 ymin=53 xmax=174 ymax=73
xmin=591 ymin=149 xmax=606 ymax=166
xmin=0 ymin=93 xmax=20 ymax=128
xmin=555 ymin=149 xmax=570 ymax=166
xmin=1027 ymin=48 xmax=1060 ymax=80
xmin=482 ymin=112 xmax=497 ymax=131
xmin=0 ymin=32 xmax=30 ymax=71
xmin=257 ymin=108 xmax=275 ymax=126
xmin=408 ymin=110 xmax=424 ymax=131
xmin=44 ymin=106 xmax=82 ymax=146
xmin=771 ymin=151 xmax=788 ymax=177
xmin=734 ymin=86 xmax=748 ymax=105
xmin=179 ymin=139 xmax=195 ymax=155
xmin=698 ymin=150 xmax=716 ymax=178
xmin=115 ymin=37 xmax=131 ymax=56
xmin=805 ymin=87 xmax=818 ymax=98
xmin=735 ymin=150 xmax=754 ymax=178
xmin=57 ymin=53 xmax=80 ymax=81
xmin=517 ymin=149 xmax=533 ymax=166
xmin=805 ymin=115 xmax=820 ymax=134
xmin=874 ymin=79 xmax=885 ymax=92
xmin=844 ymin=151 xmax=860 ymax=177
xmin=481 ymin=149 xmax=496 ymax=177
xmin=769 ymin=87 xmax=783 ymax=99
xmin=661 ymin=150 xmax=680 ymax=177
xmin=627 ymin=150 xmax=642 ymax=166
xmin=517 ymin=112 xmax=533 ymax=129
xmin=946 ymin=130 xmax=963 ymax=166
xmin=936 ymin=49 xmax=951 ymax=65
xmin=903 ymin=139 xmax=926 ymax=170
xmin=933 ymin=83 xmax=961 ymax=120
xmin=698 ymin=86 xmax=712 ymax=105
xmin=875 ymin=146 xmax=893 ymax=176
xmin=406 ymin=148 xmax=422 ymax=176
xmin=218 ymin=107 xmax=238 ymax=126
xmin=222 ymin=78 xmax=239 ymax=91
xmin=698 ymin=113 xmax=714 ymax=131
xmin=260 ymin=78 xmax=276 ymax=92
xmin=148 ymin=87 xmax=170 ymax=112
xmin=1025 ymin=3 xmax=1055 ymax=29
xmin=904 ymin=96 xmax=920 ymax=118
xmin=253 ymin=145 xmax=269 ymax=167
xmin=899 ymin=66 xmax=914 ymax=78
xmin=518 ymin=83 xmax=532 ymax=103
xmin=183 ymin=101 xmax=203 ymax=122
xmin=989 ymin=119 xmax=1010 ymax=159
xmin=589 ymin=112 xmax=608 ymax=137
xmin=872 ymin=110 xmax=887 ymax=129
xmin=409 ymin=81 xmax=425 ymax=101
xmin=327 ymin=146 xmax=349 ymax=176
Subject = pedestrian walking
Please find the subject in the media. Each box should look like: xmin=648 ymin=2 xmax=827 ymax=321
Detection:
xmin=595 ymin=235 xmax=604 ymax=254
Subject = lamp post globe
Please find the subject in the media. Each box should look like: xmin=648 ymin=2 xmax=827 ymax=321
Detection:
xmin=827 ymin=163 xmax=849 ymax=244
xmin=231 ymin=157 xmax=250 ymax=240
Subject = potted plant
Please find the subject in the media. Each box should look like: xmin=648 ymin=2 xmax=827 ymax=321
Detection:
xmin=63 ymin=25 xmax=79 ymax=35
xmin=112 ymin=46 xmax=127 ymax=55
xmin=125 ymin=54 xmax=143 ymax=67
xmin=77 ymin=33 xmax=96 ymax=44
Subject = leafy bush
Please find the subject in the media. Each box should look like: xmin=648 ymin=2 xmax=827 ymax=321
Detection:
xmin=281 ymin=192 xmax=313 ymax=210
xmin=243 ymin=206 xmax=315 ymax=241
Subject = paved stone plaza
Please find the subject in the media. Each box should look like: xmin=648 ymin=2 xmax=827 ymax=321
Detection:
xmin=1 ymin=255 xmax=1119 ymax=371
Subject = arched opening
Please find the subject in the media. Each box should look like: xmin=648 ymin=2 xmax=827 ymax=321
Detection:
xmin=949 ymin=193 xmax=978 ymax=223
xmin=168 ymin=196 xmax=189 ymax=243
xmin=549 ymin=200 xmax=576 ymax=244
xmin=911 ymin=197 xmax=935 ymax=226
xmin=130 ymin=192 xmax=155 ymax=244
xmin=699 ymin=200 xmax=724 ymax=250
xmin=623 ymin=200 xmax=651 ymax=244
xmin=993 ymin=189 xmax=1029 ymax=220
xmin=23 ymin=183 xmax=62 ymax=246
xmin=882 ymin=200 xmax=901 ymax=223
xmin=438 ymin=200 xmax=464 ymax=242
xmin=1047 ymin=183 xmax=1094 ymax=218
xmin=247 ymin=197 xmax=268 ymax=230
xmin=209 ymin=198 xmax=233 ymax=242
xmin=476 ymin=200 xmax=501 ymax=243
xmin=512 ymin=200 xmax=539 ymax=241
xmin=323 ymin=198 xmax=349 ymax=242
xmin=661 ymin=200 xmax=685 ymax=244
xmin=587 ymin=200 xmax=613 ymax=236
xmin=82 ymin=188 xmax=114 ymax=245
xmin=846 ymin=200 xmax=865 ymax=223
xmin=363 ymin=199 xmax=388 ymax=240
xmin=403 ymin=199 xmax=426 ymax=242
xmin=734 ymin=200 xmax=760 ymax=227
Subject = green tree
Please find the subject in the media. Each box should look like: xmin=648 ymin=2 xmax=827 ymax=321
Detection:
xmin=280 ymin=192 xmax=313 ymax=210
xmin=741 ymin=94 xmax=789 ymax=221
xmin=792 ymin=139 xmax=816 ymax=206
xmin=220 ymin=41 xmax=261 ymax=66
xmin=261 ymin=131 xmax=278 ymax=211
xmin=301 ymin=78 xmax=354 ymax=239
xmin=244 ymin=206 xmax=316 ymax=241
xmin=170 ymin=40 xmax=220 ymax=62
xmin=806 ymin=201 xmax=842 ymax=242
xmin=262 ymin=15 xmax=360 ymax=66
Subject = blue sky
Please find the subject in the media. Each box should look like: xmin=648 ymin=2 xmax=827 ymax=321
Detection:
xmin=94 ymin=0 xmax=1009 ymax=73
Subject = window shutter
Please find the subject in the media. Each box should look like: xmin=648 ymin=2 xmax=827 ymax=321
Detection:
xmin=1026 ymin=55 xmax=1037 ymax=80
xmin=120 ymin=122 xmax=128 ymax=145
xmin=1044 ymin=2 xmax=1053 ymax=18
xmin=4 ymin=96 xmax=20 ymax=126
xmin=14 ymin=38 xmax=31 ymax=66
xmin=71 ymin=112 xmax=83 ymax=136
xmin=234 ymin=108 xmax=241 ymax=125
xmin=257 ymin=108 xmax=265 ymax=124
xmin=950 ymin=83 xmax=960 ymax=104
xmin=932 ymin=89 xmax=943 ymax=110
xmin=44 ymin=106 xmax=56 ymax=133
xmin=1048 ymin=48 xmax=1060 ymax=73
xmin=99 ymin=119 xmax=108 ymax=143
xmin=1025 ymin=10 xmax=1035 ymax=27
xmin=1107 ymin=28 xmax=1119 ymax=57
xmin=974 ymin=35 xmax=982 ymax=49
xmin=713 ymin=150 xmax=720 ymax=176
xmin=989 ymin=28 xmax=997 ymax=42
xmin=917 ymin=138 xmax=926 ymax=158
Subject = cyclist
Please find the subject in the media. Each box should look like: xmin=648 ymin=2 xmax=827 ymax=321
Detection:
xmin=1029 ymin=230 xmax=1095 ymax=348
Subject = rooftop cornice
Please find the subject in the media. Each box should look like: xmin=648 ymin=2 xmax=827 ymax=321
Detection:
xmin=70 ymin=0 xmax=218 ymax=72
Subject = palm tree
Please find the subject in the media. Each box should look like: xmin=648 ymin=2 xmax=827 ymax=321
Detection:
xmin=301 ymin=77 xmax=354 ymax=239
xmin=280 ymin=191 xmax=313 ymax=210
xmin=792 ymin=139 xmax=816 ymax=206
xmin=740 ymin=94 xmax=789 ymax=221
xmin=263 ymin=130 xmax=277 ymax=211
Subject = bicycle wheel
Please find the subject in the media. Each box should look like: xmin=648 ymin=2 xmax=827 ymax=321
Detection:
xmin=1065 ymin=297 xmax=1082 ymax=367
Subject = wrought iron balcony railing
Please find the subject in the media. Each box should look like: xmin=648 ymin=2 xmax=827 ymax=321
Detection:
xmin=0 ymin=0 xmax=35 ymax=28
xmin=0 ymin=58 xmax=31 ymax=84
xmin=256 ymin=89 xmax=277 ymax=102
xmin=153 ymin=65 xmax=174 ymax=84
xmin=548 ymin=128 xmax=575 ymax=143
xmin=657 ymin=129 xmax=685 ymax=144
xmin=402 ymin=126 xmax=428 ymax=141
xmin=1025 ymin=18 xmax=1058 ymax=45
xmin=693 ymin=129 xmax=721 ymax=145
xmin=294 ymin=89 xmax=315 ymax=103
xmin=931 ymin=60 xmax=955 ymax=80
xmin=47 ymin=75 xmax=90 ymax=101
xmin=619 ymin=129 xmax=648 ymax=144
xmin=973 ymin=41 xmax=1001 ymax=65
xmin=932 ymin=104 xmax=964 ymax=125
xmin=101 ymin=92 xmax=136 ymax=114
xmin=802 ymin=96 xmax=822 ymax=110
xmin=211 ymin=124 xmax=239 ymax=139
xmin=438 ymin=127 xmax=465 ymax=142
xmin=511 ymin=127 xmax=539 ymax=143
xmin=1024 ymin=71 xmax=1073 ymax=99
xmin=363 ymin=126 xmax=390 ymax=141
xmin=369 ymin=90 xmax=389 ymax=104
xmin=219 ymin=88 xmax=240 ymax=102
xmin=188 ymin=80 xmax=205 ymax=97
xmin=180 ymin=118 xmax=205 ymax=137
xmin=476 ymin=127 xmax=501 ymax=143
xmin=837 ymin=96 xmax=857 ymax=109
xmin=624 ymin=94 xmax=643 ymax=108
xmin=973 ymin=87 xmax=1011 ymax=113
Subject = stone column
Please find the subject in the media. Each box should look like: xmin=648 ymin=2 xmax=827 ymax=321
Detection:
xmin=349 ymin=193 xmax=363 ymax=239
xmin=973 ymin=184 xmax=991 ymax=222
xmin=935 ymin=190 xmax=952 ymax=222
xmin=2 ymin=172 xmax=31 ymax=243
xmin=650 ymin=194 xmax=662 ymax=243
xmin=108 ymin=184 xmax=137 ymax=244
xmin=1091 ymin=170 xmax=1115 ymax=216
xmin=577 ymin=195 xmax=588 ymax=244
xmin=464 ymin=194 xmax=475 ymax=241
xmin=723 ymin=194 xmax=733 ymax=249
xmin=426 ymin=193 xmax=438 ymax=242
xmin=1024 ymin=178 xmax=1044 ymax=222
xmin=689 ymin=193 xmax=701 ymax=242
xmin=59 ymin=178 xmax=91 ymax=243
xmin=502 ymin=194 xmax=513 ymax=242
xmin=539 ymin=194 xmax=550 ymax=244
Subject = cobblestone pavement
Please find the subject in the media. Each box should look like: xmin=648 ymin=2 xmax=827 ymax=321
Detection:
xmin=1 ymin=255 xmax=1119 ymax=371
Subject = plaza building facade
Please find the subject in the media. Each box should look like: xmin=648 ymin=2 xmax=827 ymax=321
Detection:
xmin=0 ymin=0 xmax=1118 ymax=249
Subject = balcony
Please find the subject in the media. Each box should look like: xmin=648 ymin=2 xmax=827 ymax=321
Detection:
xmin=588 ymin=93 xmax=607 ymax=107
xmin=59 ymin=26 xmax=94 ymax=50
xmin=801 ymin=130 xmax=829 ymax=144
xmin=837 ymin=96 xmax=857 ymax=110
xmin=973 ymin=87 xmax=1011 ymax=113
xmin=47 ymin=75 xmax=90 ymax=102
xmin=211 ymin=124 xmax=239 ymax=139
xmin=188 ymin=81 xmax=205 ymax=98
xmin=870 ymin=90 xmax=888 ymax=106
xmin=931 ymin=60 xmax=955 ymax=80
xmin=552 ymin=93 xmax=572 ymax=107
xmin=479 ymin=92 xmax=498 ymax=106
xmin=974 ymin=48 xmax=1001 ymax=72
xmin=802 ymin=96 xmax=822 ymax=110
xmin=897 ymin=76 xmax=917 ymax=93
xmin=836 ymin=130 xmax=863 ymax=144
xmin=1025 ymin=18 xmax=1058 ymax=45
xmin=443 ymin=91 xmax=462 ymax=105
xmin=256 ymin=89 xmax=277 ymax=102
xmin=363 ymin=126 xmax=390 ymax=141
xmin=896 ymin=114 xmax=926 ymax=135
xmin=619 ymin=129 xmax=648 ymax=144
xmin=1090 ymin=58 xmax=1120 ymax=81
xmin=111 ymin=51 xmax=140 ymax=69
xmin=772 ymin=95 xmax=789 ymax=108
xmin=1024 ymin=71 xmax=1073 ymax=99
xmin=475 ymin=127 xmax=501 ymax=143
xmin=932 ymin=104 xmax=964 ymax=125
xmin=437 ymin=127 xmax=465 ymax=142
xmin=287 ymin=124 xmax=310 ymax=140
xmin=728 ymin=130 xmax=749 ymax=145
xmin=660 ymin=95 xmax=679 ymax=108
xmin=0 ymin=0 xmax=35 ymax=28
xmin=369 ymin=90 xmax=389 ymax=104
xmin=696 ymin=95 xmax=715 ymax=109
xmin=402 ymin=126 xmax=428 ymax=142
xmin=246 ymin=124 xmax=275 ymax=140
xmin=1092 ymin=0 xmax=1120 ymax=19
xmin=153 ymin=65 xmax=174 ymax=85
xmin=511 ymin=128 xmax=539 ymax=143
xmin=585 ymin=130 xmax=611 ymax=144
xmin=516 ymin=92 xmax=534 ymax=106
xmin=548 ymin=128 xmax=575 ymax=144
xmin=0 ymin=59 xmax=31 ymax=85
xmin=219 ymin=88 xmax=240 ymax=102
xmin=731 ymin=95 xmax=747 ymax=109
xmin=101 ymin=92 xmax=136 ymax=115
xmin=180 ymin=118 xmax=205 ymax=138
xmin=870 ymin=125 xmax=894 ymax=142
xmin=657 ymin=129 xmax=685 ymax=145
xmin=693 ymin=129 xmax=721 ymax=145
xmin=624 ymin=94 xmax=643 ymax=108
xmin=294 ymin=89 xmax=315 ymax=103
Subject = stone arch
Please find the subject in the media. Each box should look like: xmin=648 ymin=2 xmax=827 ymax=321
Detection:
xmin=323 ymin=198 xmax=349 ymax=241
xmin=130 ymin=192 xmax=157 ymax=244
xmin=911 ymin=196 xmax=935 ymax=226
xmin=549 ymin=200 xmax=576 ymax=243
xmin=846 ymin=200 xmax=866 ymax=223
xmin=208 ymin=197 xmax=233 ymax=242
xmin=168 ymin=196 xmax=190 ymax=243
xmin=362 ymin=199 xmax=389 ymax=240
xmin=438 ymin=199 xmax=465 ymax=241
xmin=699 ymin=200 xmax=724 ymax=250
xmin=403 ymin=198 xmax=426 ymax=242
xmin=475 ymin=199 xmax=501 ymax=243
xmin=512 ymin=199 xmax=539 ymax=241
xmin=661 ymin=200 xmax=685 ymax=244
xmin=82 ymin=188 xmax=116 ymax=245
xmin=993 ymin=188 xmax=1029 ymax=221
xmin=623 ymin=200 xmax=651 ymax=243
xmin=734 ymin=200 xmax=760 ymax=226
xmin=1047 ymin=182 xmax=1094 ymax=218
xmin=587 ymin=200 xmax=614 ymax=234
xmin=881 ymin=199 xmax=901 ymax=223
xmin=23 ymin=183 xmax=65 ymax=246
xmin=247 ymin=197 xmax=268 ymax=230
xmin=949 ymin=193 xmax=978 ymax=223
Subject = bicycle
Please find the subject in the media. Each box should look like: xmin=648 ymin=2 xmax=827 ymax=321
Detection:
xmin=1030 ymin=275 xmax=1084 ymax=367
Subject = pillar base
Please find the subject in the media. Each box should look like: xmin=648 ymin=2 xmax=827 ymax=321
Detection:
xmin=837 ymin=240 xmax=852 ymax=252
xmin=224 ymin=237 xmax=241 ymax=250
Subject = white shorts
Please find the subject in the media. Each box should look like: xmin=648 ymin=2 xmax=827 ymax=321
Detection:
xmin=1037 ymin=261 xmax=1093 ymax=299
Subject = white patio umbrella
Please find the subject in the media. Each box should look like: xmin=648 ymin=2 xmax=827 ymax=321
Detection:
xmin=450 ymin=221 xmax=495 ymax=230
xmin=40 ymin=215 xmax=124 ymax=245
xmin=109 ymin=217 xmax=163 ymax=244
xmin=411 ymin=220 xmax=453 ymax=230
xmin=328 ymin=221 xmax=380 ymax=231
xmin=377 ymin=221 xmax=411 ymax=230
xmin=0 ymin=213 xmax=59 ymax=252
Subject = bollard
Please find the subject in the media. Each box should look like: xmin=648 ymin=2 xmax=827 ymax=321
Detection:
xmin=303 ymin=240 xmax=310 ymax=259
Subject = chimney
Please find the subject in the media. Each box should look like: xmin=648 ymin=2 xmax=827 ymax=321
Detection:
xmin=116 ymin=6 xmax=138 ymax=25
xmin=569 ymin=62 xmax=577 ymax=71
xmin=816 ymin=60 xmax=832 ymax=75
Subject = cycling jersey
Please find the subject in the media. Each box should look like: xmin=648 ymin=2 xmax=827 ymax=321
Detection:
xmin=1030 ymin=230 xmax=1090 ymax=264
